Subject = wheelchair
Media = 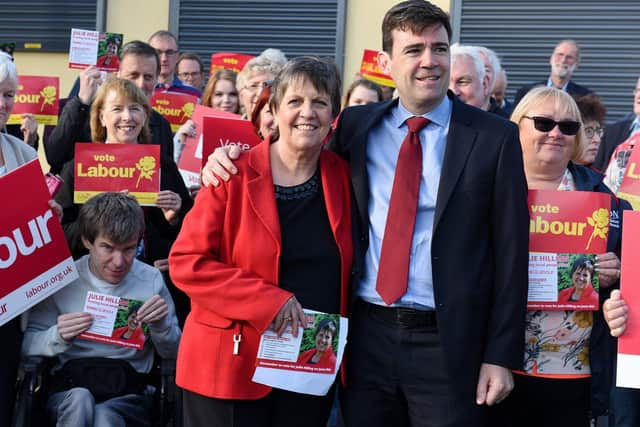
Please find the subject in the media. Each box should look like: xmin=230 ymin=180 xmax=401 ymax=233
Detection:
xmin=11 ymin=355 xmax=182 ymax=427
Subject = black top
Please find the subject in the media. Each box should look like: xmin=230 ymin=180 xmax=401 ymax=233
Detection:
xmin=275 ymin=169 xmax=341 ymax=314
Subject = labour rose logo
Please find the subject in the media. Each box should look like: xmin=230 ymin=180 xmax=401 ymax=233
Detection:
xmin=181 ymin=102 xmax=195 ymax=121
xmin=135 ymin=156 xmax=156 ymax=188
xmin=586 ymin=208 xmax=609 ymax=250
xmin=40 ymin=86 xmax=57 ymax=112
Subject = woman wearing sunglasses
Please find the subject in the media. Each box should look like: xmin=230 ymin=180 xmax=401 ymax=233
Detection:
xmin=491 ymin=86 xmax=628 ymax=427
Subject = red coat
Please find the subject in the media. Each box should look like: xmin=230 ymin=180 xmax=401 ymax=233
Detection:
xmin=297 ymin=347 xmax=337 ymax=370
xmin=169 ymin=140 xmax=353 ymax=399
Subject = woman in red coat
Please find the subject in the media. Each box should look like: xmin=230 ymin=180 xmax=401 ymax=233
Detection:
xmin=169 ymin=56 xmax=352 ymax=427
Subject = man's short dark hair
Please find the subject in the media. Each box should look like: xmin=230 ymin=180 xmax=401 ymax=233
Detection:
xmin=382 ymin=0 xmax=452 ymax=55
xmin=78 ymin=192 xmax=145 ymax=245
xmin=176 ymin=52 xmax=204 ymax=74
xmin=121 ymin=40 xmax=161 ymax=76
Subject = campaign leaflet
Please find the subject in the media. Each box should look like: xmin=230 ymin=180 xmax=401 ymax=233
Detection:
xmin=73 ymin=143 xmax=160 ymax=206
xmin=210 ymin=52 xmax=255 ymax=75
xmin=176 ymin=104 xmax=242 ymax=188
xmin=0 ymin=160 xmax=78 ymax=326
xmin=68 ymin=29 xmax=123 ymax=72
xmin=79 ymin=291 xmax=149 ymax=350
xmin=616 ymin=141 xmax=640 ymax=210
xmin=527 ymin=190 xmax=610 ymax=311
xmin=7 ymin=76 xmax=60 ymax=125
xmin=252 ymin=310 xmax=348 ymax=396
xmin=617 ymin=211 xmax=640 ymax=388
xmin=150 ymin=92 xmax=197 ymax=132
xmin=359 ymin=49 xmax=395 ymax=88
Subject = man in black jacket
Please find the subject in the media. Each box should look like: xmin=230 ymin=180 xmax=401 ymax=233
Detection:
xmin=514 ymin=40 xmax=591 ymax=107
xmin=45 ymin=41 xmax=175 ymax=174
xmin=593 ymin=77 xmax=640 ymax=171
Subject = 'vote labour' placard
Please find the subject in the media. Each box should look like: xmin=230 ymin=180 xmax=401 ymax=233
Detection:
xmin=527 ymin=190 xmax=610 ymax=310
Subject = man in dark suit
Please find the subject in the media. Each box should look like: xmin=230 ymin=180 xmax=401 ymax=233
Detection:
xmin=329 ymin=1 xmax=529 ymax=426
xmin=593 ymin=77 xmax=640 ymax=171
xmin=514 ymin=39 xmax=591 ymax=107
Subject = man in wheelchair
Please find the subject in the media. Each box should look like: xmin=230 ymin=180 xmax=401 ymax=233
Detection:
xmin=21 ymin=192 xmax=181 ymax=426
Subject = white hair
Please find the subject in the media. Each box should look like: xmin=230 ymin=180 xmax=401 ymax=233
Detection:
xmin=0 ymin=54 xmax=18 ymax=88
xmin=474 ymin=46 xmax=502 ymax=92
xmin=450 ymin=43 xmax=486 ymax=83
xmin=259 ymin=48 xmax=287 ymax=66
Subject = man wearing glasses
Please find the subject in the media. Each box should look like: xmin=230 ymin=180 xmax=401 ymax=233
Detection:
xmin=514 ymin=39 xmax=592 ymax=107
xmin=148 ymin=30 xmax=201 ymax=97
xmin=176 ymin=53 xmax=205 ymax=92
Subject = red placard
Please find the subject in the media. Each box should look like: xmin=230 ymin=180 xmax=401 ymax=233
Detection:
xmin=73 ymin=144 xmax=160 ymax=206
xmin=210 ymin=52 xmax=255 ymax=75
xmin=176 ymin=104 xmax=242 ymax=188
xmin=202 ymin=116 xmax=260 ymax=166
xmin=0 ymin=160 xmax=78 ymax=326
xmin=617 ymin=210 xmax=640 ymax=388
xmin=359 ymin=49 xmax=395 ymax=88
xmin=150 ymin=92 xmax=197 ymax=132
xmin=527 ymin=190 xmax=611 ymax=310
xmin=7 ymin=76 xmax=60 ymax=125
xmin=617 ymin=137 xmax=640 ymax=210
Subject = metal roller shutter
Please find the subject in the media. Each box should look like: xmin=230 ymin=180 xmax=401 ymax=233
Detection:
xmin=170 ymin=0 xmax=346 ymax=74
xmin=0 ymin=0 xmax=98 ymax=52
xmin=452 ymin=0 xmax=640 ymax=121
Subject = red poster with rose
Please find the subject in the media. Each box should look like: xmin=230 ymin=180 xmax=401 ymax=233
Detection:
xmin=527 ymin=190 xmax=611 ymax=310
xmin=73 ymin=143 xmax=160 ymax=206
xmin=616 ymin=210 xmax=640 ymax=388
xmin=150 ymin=92 xmax=197 ymax=132
xmin=359 ymin=49 xmax=395 ymax=88
xmin=7 ymin=76 xmax=60 ymax=125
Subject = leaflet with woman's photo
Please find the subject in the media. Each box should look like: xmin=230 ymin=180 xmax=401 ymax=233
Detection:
xmin=252 ymin=310 xmax=348 ymax=396
xmin=78 ymin=291 xmax=149 ymax=350
xmin=527 ymin=190 xmax=610 ymax=310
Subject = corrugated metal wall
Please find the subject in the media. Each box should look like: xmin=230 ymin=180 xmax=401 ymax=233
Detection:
xmin=0 ymin=0 xmax=97 ymax=52
xmin=453 ymin=0 xmax=640 ymax=121
xmin=171 ymin=0 xmax=345 ymax=74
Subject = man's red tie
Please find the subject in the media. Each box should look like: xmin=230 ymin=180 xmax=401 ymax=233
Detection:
xmin=376 ymin=116 xmax=430 ymax=305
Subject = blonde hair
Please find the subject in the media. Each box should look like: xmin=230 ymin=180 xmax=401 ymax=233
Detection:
xmin=90 ymin=78 xmax=152 ymax=145
xmin=511 ymin=86 xmax=585 ymax=161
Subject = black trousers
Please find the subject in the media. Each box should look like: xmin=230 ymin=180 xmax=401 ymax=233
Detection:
xmin=183 ymin=385 xmax=335 ymax=427
xmin=0 ymin=318 xmax=22 ymax=426
xmin=488 ymin=374 xmax=591 ymax=427
xmin=342 ymin=300 xmax=487 ymax=427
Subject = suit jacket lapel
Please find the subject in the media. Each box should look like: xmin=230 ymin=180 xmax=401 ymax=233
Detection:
xmin=351 ymin=99 xmax=398 ymax=229
xmin=247 ymin=141 xmax=281 ymax=244
xmin=433 ymin=98 xmax=478 ymax=231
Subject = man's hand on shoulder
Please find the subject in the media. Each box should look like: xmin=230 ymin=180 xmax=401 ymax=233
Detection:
xmin=475 ymin=362 xmax=514 ymax=406
xmin=201 ymin=145 xmax=242 ymax=187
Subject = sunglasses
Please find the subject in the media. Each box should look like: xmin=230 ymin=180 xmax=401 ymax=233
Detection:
xmin=523 ymin=116 xmax=581 ymax=136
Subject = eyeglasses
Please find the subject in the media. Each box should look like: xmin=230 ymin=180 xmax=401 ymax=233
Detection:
xmin=523 ymin=116 xmax=581 ymax=136
xmin=584 ymin=126 xmax=604 ymax=139
xmin=178 ymin=71 xmax=202 ymax=79
xmin=155 ymin=49 xmax=178 ymax=57
xmin=243 ymin=80 xmax=272 ymax=94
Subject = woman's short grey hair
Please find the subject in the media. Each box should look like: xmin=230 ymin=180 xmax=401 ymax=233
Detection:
xmin=270 ymin=56 xmax=342 ymax=119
